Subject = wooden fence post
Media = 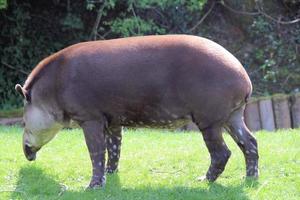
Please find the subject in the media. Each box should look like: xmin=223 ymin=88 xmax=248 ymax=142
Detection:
xmin=258 ymin=97 xmax=275 ymax=131
xmin=272 ymin=94 xmax=292 ymax=129
xmin=290 ymin=93 xmax=300 ymax=128
xmin=244 ymin=98 xmax=261 ymax=132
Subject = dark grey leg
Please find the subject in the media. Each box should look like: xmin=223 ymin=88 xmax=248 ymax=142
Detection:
xmin=81 ymin=120 xmax=106 ymax=189
xmin=106 ymin=126 xmax=122 ymax=173
xmin=200 ymin=125 xmax=231 ymax=182
xmin=226 ymin=107 xmax=259 ymax=178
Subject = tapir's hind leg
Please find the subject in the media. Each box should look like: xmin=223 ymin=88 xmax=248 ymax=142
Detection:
xmin=197 ymin=124 xmax=231 ymax=182
xmin=105 ymin=126 xmax=122 ymax=173
xmin=226 ymin=106 xmax=259 ymax=178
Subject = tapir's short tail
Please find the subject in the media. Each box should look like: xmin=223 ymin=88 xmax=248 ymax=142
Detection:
xmin=245 ymin=90 xmax=252 ymax=104
xmin=244 ymin=75 xmax=253 ymax=104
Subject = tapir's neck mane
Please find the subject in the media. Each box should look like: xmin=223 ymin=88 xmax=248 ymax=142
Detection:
xmin=23 ymin=52 xmax=60 ymax=91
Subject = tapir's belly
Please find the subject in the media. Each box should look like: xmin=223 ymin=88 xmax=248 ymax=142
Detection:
xmin=109 ymin=105 xmax=192 ymax=129
xmin=119 ymin=115 xmax=192 ymax=129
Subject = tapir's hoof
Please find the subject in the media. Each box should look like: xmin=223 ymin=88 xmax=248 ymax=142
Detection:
xmin=246 ymin=168 xmax=259 ymax=178
xmin=106 ymin=168 xmax=118 ymax=174
xmin=197 ymin=175 xmax=208 ymax=182
xmin=86 ymin=182 xmax=105 ymax=190
xmin=86 ymin=177 xmax=106 ymax=190
xmin=197 ymin=175 xmax=217 ymax=182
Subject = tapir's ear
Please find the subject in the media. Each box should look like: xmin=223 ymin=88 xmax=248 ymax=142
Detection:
xmin=15 ymin=84 xmax=30 ymax=102
xmin=15 ymin=84 xmax=23 ymax=96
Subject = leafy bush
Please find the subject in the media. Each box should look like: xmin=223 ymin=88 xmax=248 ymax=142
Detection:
xmin=0 ymin=0 xmax=299 ymax=108
xmin=0 ymin=0 xmax=91 ymax=108
xmin=0 ymin=0 xmax=207 ymax=108
xmin=245 ymin=16 xmax=300 ymax=95
xmin=0 ymin=0 xmax=7 ymax=9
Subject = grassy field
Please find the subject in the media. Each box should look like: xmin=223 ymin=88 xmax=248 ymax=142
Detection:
xmin=0 ymin=126 xmax=299 ymax=200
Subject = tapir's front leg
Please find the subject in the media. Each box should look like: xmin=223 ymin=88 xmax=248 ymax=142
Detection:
xmin=81 ymin=120 xmax=106 ymax=189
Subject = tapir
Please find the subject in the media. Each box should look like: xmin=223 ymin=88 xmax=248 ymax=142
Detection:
xmin=15 ymin=35 xmax=258 ymax=188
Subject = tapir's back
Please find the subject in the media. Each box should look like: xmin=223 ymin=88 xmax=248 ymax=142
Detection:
xmin=52 ymin=35 xmax=251 ymax=127
xmin=60 ymin=35 xmax=251 ymax=97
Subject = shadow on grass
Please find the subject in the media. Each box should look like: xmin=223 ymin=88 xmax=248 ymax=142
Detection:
xmin=11 ymin=166 xmax=255 ymax=200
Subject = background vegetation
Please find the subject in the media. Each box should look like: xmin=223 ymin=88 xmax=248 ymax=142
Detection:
xmin=0 ymin=0 xmax=299 ymax=109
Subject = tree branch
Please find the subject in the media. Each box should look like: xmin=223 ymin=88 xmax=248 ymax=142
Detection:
xmin=219 ymin=0 xmax=300 ymax=25
xmin=90 ymin=1 xmax=106 ymax=41
xmin=86 ymin=0 xmax=103 ymax=4
xmin=220 ymin=1 xmax=259 ymax=16
xmin=67 ymin=0 xmax=70 ymax=12
xmin=131 ymin=3 xmax=140 ymax=35
xmin=255 ymin=2 xmax=300 ymax=25
xmin=188 ymin=1 xmax=216 ymax=33
xmin=1 ymin=61 xmax=29 ymax=75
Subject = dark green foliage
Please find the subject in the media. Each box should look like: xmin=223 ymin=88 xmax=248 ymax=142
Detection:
xmin=0 ymin=0 xmax=7 ymax=9
xmin=0 ymin=0 xmax=92 ymax=108
xmin=0 ymin=0 xmax=299 ymax=108
xmin=0 ymin=0 xmax=207 ymax=108
xmin=245 ymin=16 xmax=300 ymax=95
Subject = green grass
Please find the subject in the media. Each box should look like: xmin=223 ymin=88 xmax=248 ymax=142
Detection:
xmin=0 ymin=126 xmax=299 ymax=200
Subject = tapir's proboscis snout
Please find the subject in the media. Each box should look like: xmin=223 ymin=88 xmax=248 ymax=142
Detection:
xmin=15 ymin=35 xmax=258 ymax=189
xmin=22 ymin=130 xmax=41 ymax=161
xmin=23 ymin=143 xmax=37 ymax=161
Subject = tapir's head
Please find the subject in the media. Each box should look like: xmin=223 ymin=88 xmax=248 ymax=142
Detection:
xmin=15 ymin=84 xmax=62 ymax=161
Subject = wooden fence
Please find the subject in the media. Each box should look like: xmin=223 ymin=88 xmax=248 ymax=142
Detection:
xmin=183 ymin=93 xmax=300 ymax=132
xmin=245 ymin=93 xmax=300 ymax=132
